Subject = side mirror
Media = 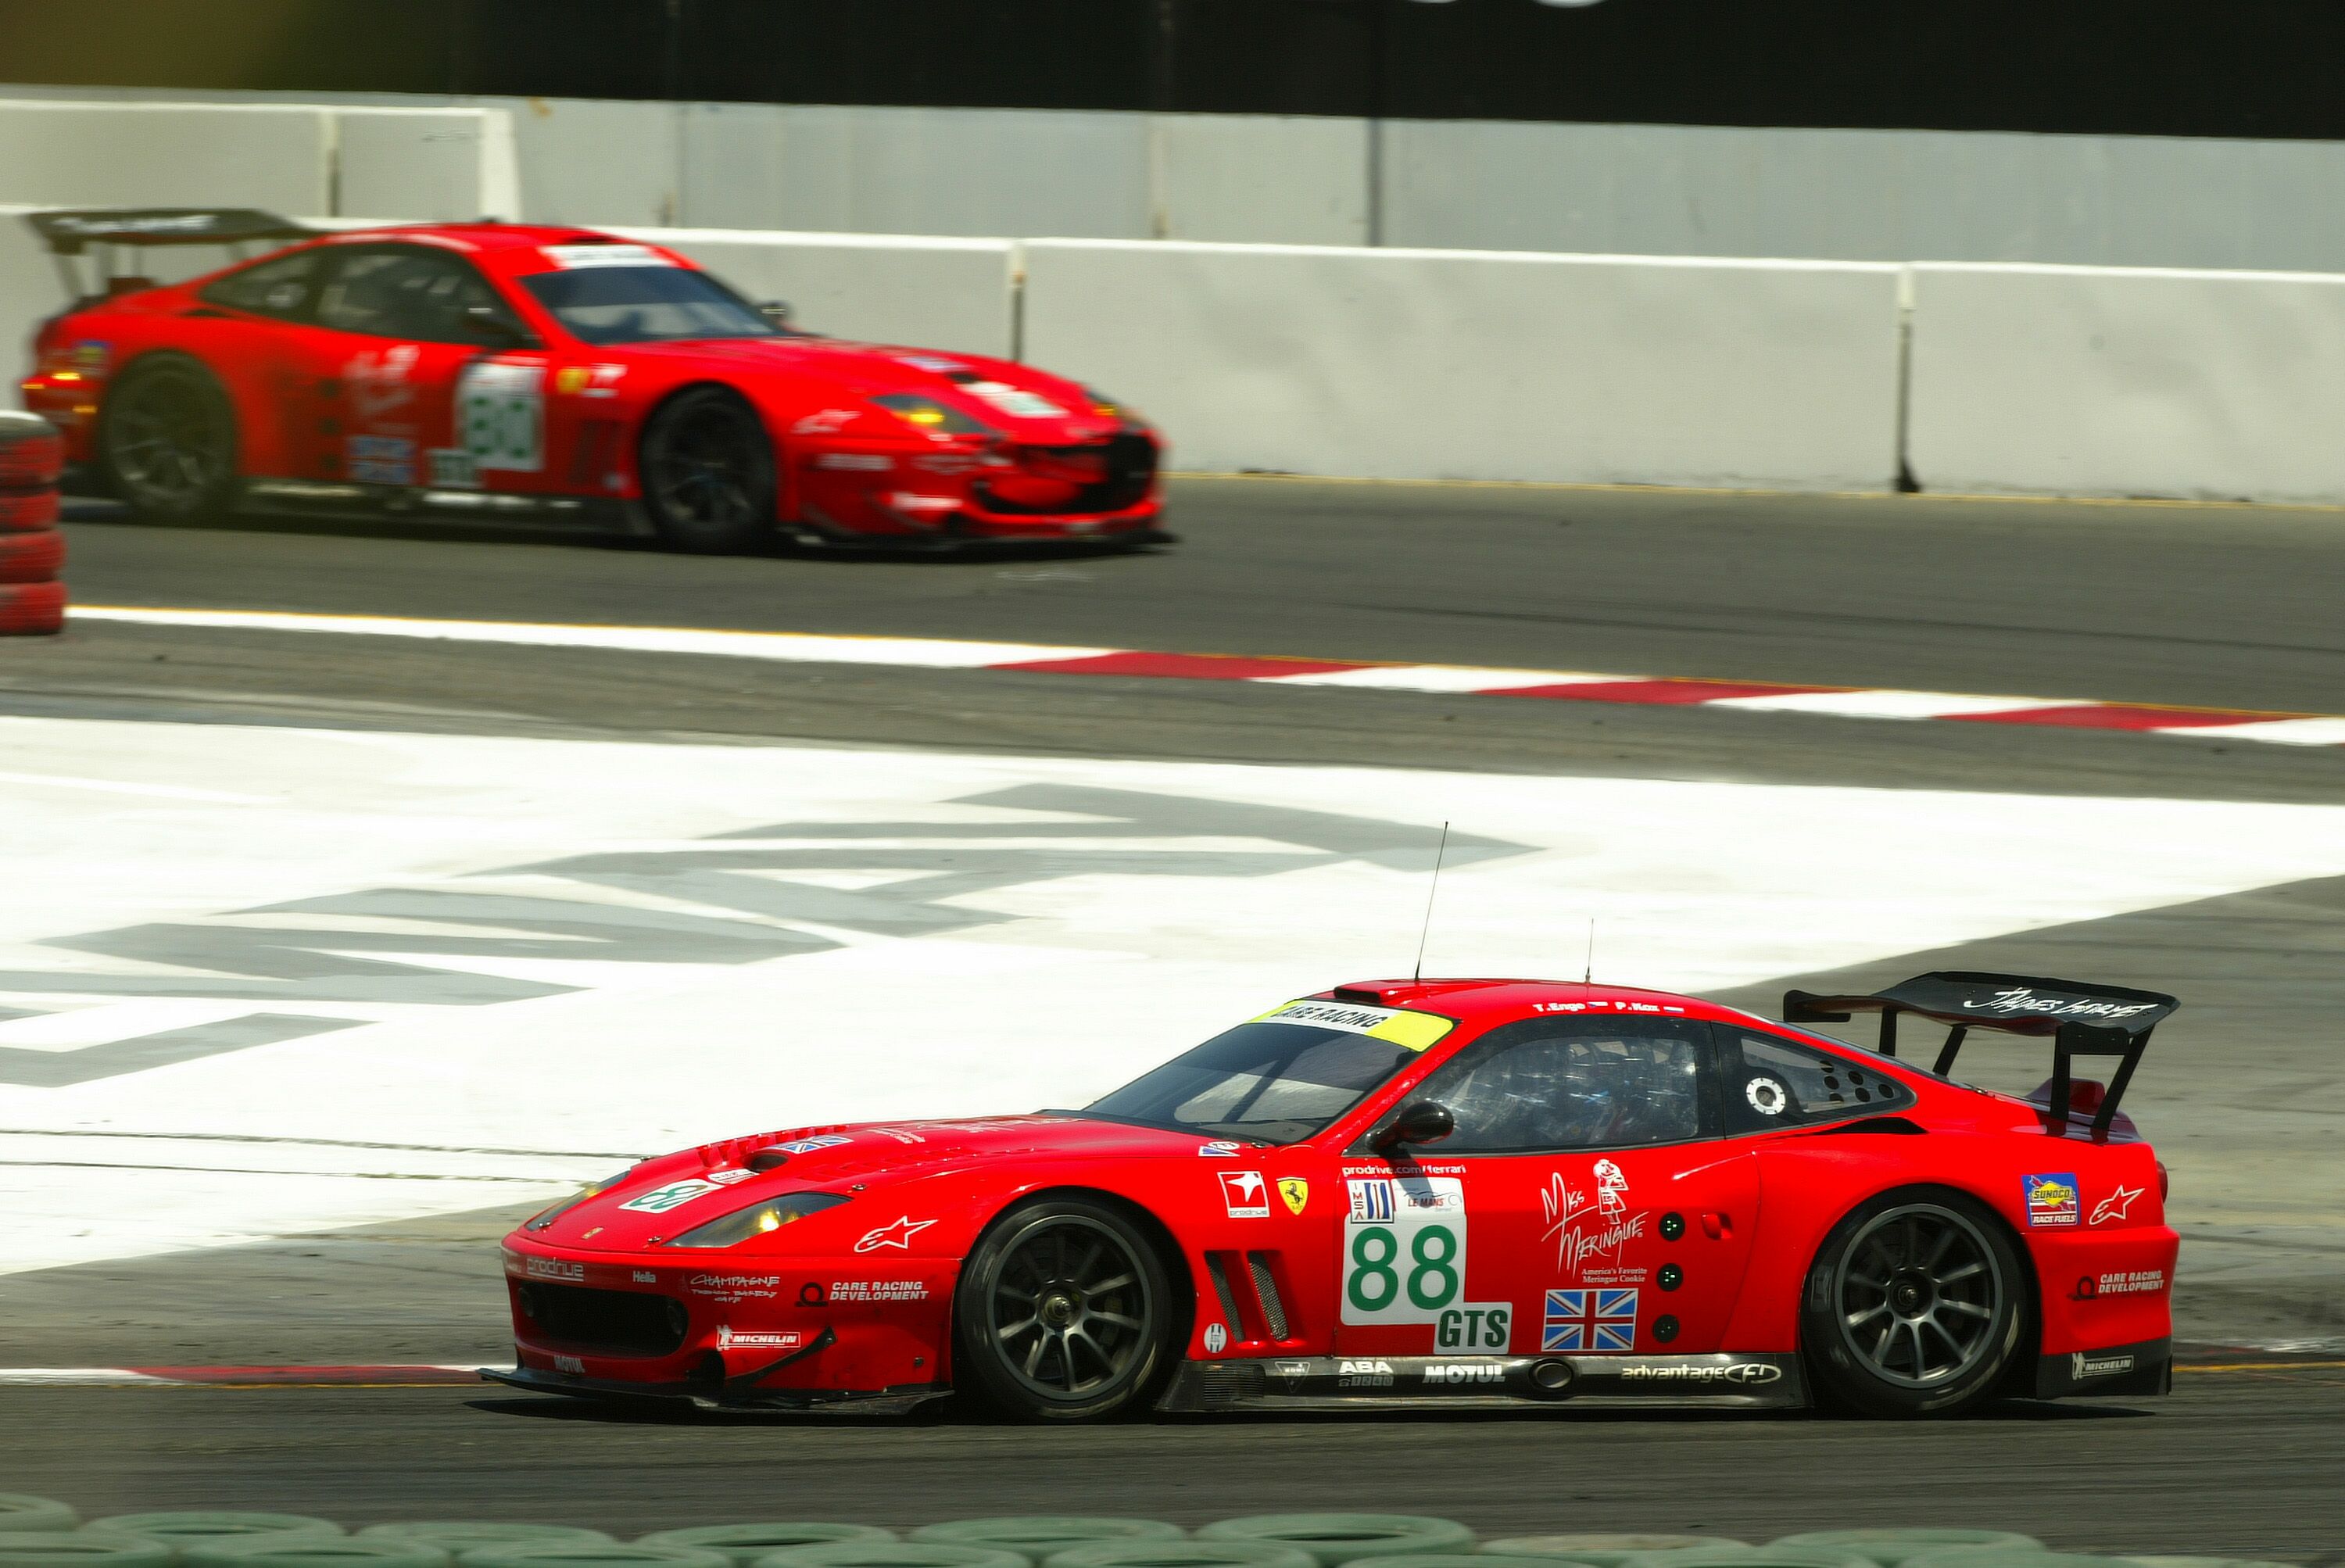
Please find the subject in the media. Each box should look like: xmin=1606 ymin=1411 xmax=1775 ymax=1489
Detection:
xmin=758 ymin=299 xmax=793 ymax=328
xmin=465 ymin=303 xmax=528 ymax=348
xmin=1371 ymin=1100 xmax=1455 ymax=1154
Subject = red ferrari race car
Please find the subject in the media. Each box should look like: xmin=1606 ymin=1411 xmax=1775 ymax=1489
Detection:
xmin=492 ymin=970 xmax=2181 ymax=1421
xmin=16 ymin=208 xmax=1167 ymax=551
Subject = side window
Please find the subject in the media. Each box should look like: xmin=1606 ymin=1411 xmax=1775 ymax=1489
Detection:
xmin=1719 ymin=1029 xmax=1914 ymax=1134
xmin=315 ymin=248 xmax=524 ymax=345
xmin=1408 ymin=1018 xmax=1710 ymax=1154
xmin=198 ymin=250 xmax=321 ymax=320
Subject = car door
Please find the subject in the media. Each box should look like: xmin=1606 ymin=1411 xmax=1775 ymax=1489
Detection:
xmin=299 ymin=243 xmax=546 ymax=491
xmin=1334 ymin=1013 xmax=1759 ymax=1361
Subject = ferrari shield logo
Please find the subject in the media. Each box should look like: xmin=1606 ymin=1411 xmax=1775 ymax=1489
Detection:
xmin=1279 ymin=1178 xmax=1309 ymax=1215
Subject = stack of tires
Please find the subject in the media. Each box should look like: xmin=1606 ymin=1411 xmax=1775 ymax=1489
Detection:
xmin=0 ymin=411 xmax=67 ymax=636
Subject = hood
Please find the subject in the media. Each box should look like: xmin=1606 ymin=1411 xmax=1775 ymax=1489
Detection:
xmin=621 ymin=337 xmax=1128 ymax=443
xmin=524 ymin=1113 xmax=1226 ymax=1253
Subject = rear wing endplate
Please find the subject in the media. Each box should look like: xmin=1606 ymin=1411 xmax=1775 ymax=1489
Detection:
xmin=1783 ymin=971 xmax=2178 ymax=1139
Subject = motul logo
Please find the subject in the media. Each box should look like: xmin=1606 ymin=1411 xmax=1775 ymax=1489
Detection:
xmin=1423 ymin=1362 xmax=1506 ymax=1384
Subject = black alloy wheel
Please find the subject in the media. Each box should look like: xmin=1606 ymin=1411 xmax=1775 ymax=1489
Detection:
xmin=638 ymin=386 xmax=777 ymax=553
xmin=953 ymin=1196 xmax=1176 ymax=1421
xmin=98 ymin=353 xmax=241 ymax=520
xmin=1800 ymin=1187 xmax=2028 ymax=1417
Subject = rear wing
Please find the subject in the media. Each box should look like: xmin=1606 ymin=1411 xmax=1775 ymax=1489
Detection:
xmin=1783 ymin=971 xmax=2178 ymax=1139
xmin=23 ymin=207 xmax=316 ymax=306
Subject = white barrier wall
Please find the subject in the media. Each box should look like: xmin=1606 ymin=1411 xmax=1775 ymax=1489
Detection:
xmin=1905 ymin=262 xmax=2345 ymax=505
xmin=1022 ymin=239 xmax=1904 ymax=490
xmin=335 ymin=109 xmax=518 ymax=223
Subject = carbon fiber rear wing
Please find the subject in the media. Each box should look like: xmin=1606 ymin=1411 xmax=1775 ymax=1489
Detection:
xmin=1783 ymin=971 xmax=2178 ymax=1139
xmin=24 ymin=208 xmax=316 ymax=308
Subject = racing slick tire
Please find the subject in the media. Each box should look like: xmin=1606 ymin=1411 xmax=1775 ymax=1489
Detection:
xmin=951 ymin=1195 xmax=1177 ymax=1423
xmin=1799 ymin=1187 xmax=2029 ymax=1419
xmin=96 ymin=353 xmax=242 ymax=522
xmin=638 ymin=386 xmax=778 ymax=554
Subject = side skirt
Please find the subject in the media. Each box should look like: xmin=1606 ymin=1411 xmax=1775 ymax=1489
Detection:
xmin=480 ymin=1363 xmax=950 ymax=1416
xmin=2033 ymin=1335 xmax=2171 ymax=1400
xmin=1157 ymin=1352 xmax=1807 ymax=1413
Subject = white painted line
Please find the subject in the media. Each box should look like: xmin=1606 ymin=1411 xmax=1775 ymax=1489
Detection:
xmin=71 ymin=607 xmax=1112 ymax=671
xmin=1261 ymin=664 xmax=1620 ymax=693
xmin=2164 ymin=717 xmax=2345 ymax=746
xmin=0 ymin=1369 xmax=172 ymax=1385
xmin=1708 ymin=689 xmax=2064 ymax=720
xmin=0 ymin=770 xmax=275 ymax=804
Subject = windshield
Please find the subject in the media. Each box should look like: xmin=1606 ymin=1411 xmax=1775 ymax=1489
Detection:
xmin=1082 ymin=1001 xmax=1456 ymax=1144
xmin=519 ymin=263 xmax=779 ymax=345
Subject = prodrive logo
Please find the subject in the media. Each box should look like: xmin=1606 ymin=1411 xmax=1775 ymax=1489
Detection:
xmin=1619 ymin=1362 xmax=1782 ymax=1385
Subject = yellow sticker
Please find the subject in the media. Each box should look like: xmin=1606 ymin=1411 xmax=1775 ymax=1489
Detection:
xmin=1279 ymin=1177 xmax=1309 ymax=1216
xmin=1251 ymin=999 xmax=1455 ymax=1053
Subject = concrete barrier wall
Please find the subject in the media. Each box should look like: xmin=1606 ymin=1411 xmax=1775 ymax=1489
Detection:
xmin=336 ymin=108 xmax=517 ymax=223
xmin=1905 ymin=261 xmax=2345 ymax=505
xmin=614 ymin=226 xmax=1017 ymax=359
xmin=1022 ymin=239 xmax=1904 ymax=490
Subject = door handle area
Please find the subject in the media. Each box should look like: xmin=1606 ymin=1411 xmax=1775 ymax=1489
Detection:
xmin=1700 ymin=1211 xmax=1731 ymax=1240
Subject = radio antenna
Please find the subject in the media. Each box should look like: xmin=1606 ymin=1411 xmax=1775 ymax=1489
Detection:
xmin=1412 ymin=821 xmax=1451 ymax=983
xmin=1584 ymin=918 xmax=1596 ymax=985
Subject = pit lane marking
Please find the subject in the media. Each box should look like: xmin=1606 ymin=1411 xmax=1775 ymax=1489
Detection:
xmin=70 ymin=605 xmax=2345 ymax=748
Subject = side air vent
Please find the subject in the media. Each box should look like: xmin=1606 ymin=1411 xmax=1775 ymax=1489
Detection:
xmin=1247 ymin=1252 xmax=1291 ymax=1339
xmin=1204 ymin=1251 xmax=1244 ymax=1334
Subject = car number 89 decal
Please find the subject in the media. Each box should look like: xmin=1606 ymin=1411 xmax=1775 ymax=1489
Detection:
xmin=1341 ymin=1176 xmax=1466 ymax=1325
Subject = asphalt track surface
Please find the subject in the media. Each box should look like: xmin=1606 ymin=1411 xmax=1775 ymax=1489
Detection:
xmin=7 ymin=478 xmax=2345 ymax=1551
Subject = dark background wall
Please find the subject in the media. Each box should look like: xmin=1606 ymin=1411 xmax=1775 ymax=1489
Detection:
xmin=2 ymin=0 xmax=2339 ymax=141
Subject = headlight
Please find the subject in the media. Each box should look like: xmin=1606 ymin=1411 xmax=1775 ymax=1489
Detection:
xmin=872 ymin=394 xmax=998 ymax=437
xmin=524 ymin=1171 xmax=632 ymax=1232
xmin=664 ymin=1191 xmax=851 ymax=1249
xmin=1084 ymin=387 xmax=1146 ymax=425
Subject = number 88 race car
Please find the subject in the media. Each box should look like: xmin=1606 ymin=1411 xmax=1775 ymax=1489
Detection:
xmin=18 ymin=208 xmax=1168 ymax=552
xmin=492 ymin=970 xmax=2180 ymax=1421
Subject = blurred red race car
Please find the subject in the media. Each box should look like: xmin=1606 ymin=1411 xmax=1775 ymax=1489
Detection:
xmin=492 ymin=970 xmax=2179 ymax=1421
xmin=17 ymin=208 xmax=1167 ymax=551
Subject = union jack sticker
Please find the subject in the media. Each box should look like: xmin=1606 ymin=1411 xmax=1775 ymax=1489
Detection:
xmin=1543 ymin=1287 xmax=1638 ymax=1352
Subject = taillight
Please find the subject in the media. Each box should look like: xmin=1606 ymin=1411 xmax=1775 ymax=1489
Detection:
xmin=2157 ymin=1160 xmax=2169 ymax=1201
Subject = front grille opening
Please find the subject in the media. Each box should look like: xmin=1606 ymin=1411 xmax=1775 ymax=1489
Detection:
xmin=1247 ymin=1251 xmax=1291 ymax=1340
xmin=978 ymin=433 xmax=1155 ymax=515
xmin=517 ymin=1282 xmax=686 ymax=1357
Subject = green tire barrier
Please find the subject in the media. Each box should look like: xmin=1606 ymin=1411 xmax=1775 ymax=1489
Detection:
xmin=2125 ymin=1559 xmax=2300 ymax=1568
xmin=183 ymin=1543 xmax=450 ymax=1568
xmin=461 ymin=1550 xmax=729 ymax=1568
xmin=635 ymin=1533 xmax=893 ymax=1566
xmin=756 ymin=1547 xmax=1026 ymax=1568
xmin=910 ymin=1523 xmax=1182 ymax=1561
xmin=1195 ymin=1516 xmax=1473 ymax=1568
xmin=1485 ymin=1541 xmax=1745 ymax=1568
xmin=360 ymin=1530 xmax=612 ymax=1554
xmin=0 ymin=1536 xmax=173 ymax=1568
xmin=1631 ymin=1552 xmax=1872 ymax=1568
xmin=0 ymin=1505 xmax=79 ymax=1537
xmin=1775 ymin=1536 xmax=2043 ymax=1566
xmin=1908 ymin=1557 xmax=2125 ymax=1568
xmin=1337 ymin=1556 xmax=1569 ymax=1568
xmin=97 ymin=1518 xmax=345 ymax=1547
xmin=1038 ymin=1545 xmax=1316 ymax=1568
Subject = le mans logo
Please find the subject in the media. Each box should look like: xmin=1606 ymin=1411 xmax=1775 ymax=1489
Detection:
xmin=2025 ymin=1172 xmax=2080 ymax=1228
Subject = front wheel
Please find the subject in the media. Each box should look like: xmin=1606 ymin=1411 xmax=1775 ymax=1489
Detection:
xmin=952 ymin=1197 xmax=1176 ymax=1422
xmin=1800 ymin=1187 xmax=2028 ymax=1418
xmin=638 ymin=387 xmax=777 ymax=553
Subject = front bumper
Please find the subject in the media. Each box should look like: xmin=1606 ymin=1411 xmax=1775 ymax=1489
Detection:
xmin=792 ymin=431 xmax=1165 ymax=542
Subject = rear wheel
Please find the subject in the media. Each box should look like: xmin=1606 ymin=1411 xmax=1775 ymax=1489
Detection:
xmin=1800 ymin=1187 xmax=2028 ymax=1417
xmin=98 ymin=353 xmax=241 ymax=521
xmin=638 ymin=387 xmax=775 ymax=553
xmin=952 ymin=1197 xmax=1175 ymax=1422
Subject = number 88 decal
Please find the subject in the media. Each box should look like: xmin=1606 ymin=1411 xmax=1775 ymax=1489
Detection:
xmin=1341 ymin=1176 xmax=1467 ymax=1324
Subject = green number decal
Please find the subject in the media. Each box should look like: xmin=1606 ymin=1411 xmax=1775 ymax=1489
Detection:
xmin=1406 ymin=1222 xmax=1459 ymax=1309
xmin=1348 ymin=1225 xmax=1399 ymax=1312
